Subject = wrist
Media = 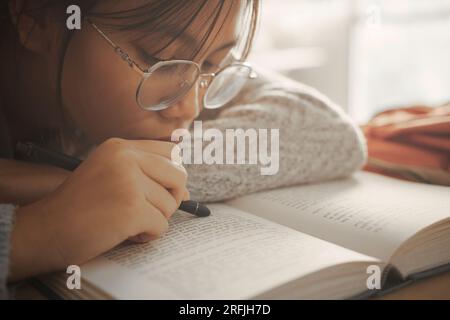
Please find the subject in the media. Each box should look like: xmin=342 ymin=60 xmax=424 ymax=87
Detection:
xmin=8 ymin=201 xmax=60 ymax=282
xmin=0 ymin=159 xmax=70 ymax=205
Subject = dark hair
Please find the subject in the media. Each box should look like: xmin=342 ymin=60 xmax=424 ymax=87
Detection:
xmin=0 ymin=0 xmax=260 ymax=152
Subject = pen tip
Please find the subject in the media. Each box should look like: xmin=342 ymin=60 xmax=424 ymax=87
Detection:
xmin=196 ymin=204 xmax=211 ymax=217
xmin=179 ymin=200 xmax=211 ymax=217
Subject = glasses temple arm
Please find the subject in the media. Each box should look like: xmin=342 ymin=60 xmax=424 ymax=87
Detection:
xmin=87 ymin=19 xmax=146 ymax=76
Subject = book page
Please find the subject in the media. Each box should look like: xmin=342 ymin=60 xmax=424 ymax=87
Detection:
xmin=227 ymin=172 xmax=450 ymax=261
xmin=80 ymin=204 xmax=377 ymax=299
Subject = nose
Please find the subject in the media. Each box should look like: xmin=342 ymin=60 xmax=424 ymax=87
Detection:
xmin=158 ymin=84 xmax=202 ymax=121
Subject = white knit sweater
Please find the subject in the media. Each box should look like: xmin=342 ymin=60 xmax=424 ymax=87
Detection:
xmin=186 ymin=67 xmax=367 ymax=202
xmin=0 ymin=67 xmax=367 ymax=298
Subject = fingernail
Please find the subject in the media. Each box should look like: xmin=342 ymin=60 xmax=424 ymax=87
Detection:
xmin=171 ymin=145 xmax=183 ymax=165
xmin=137 ymin=234 xmax=152 ymax=243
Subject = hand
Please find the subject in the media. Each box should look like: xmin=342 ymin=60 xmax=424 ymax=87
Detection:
xmin=9 ymin=138 xmax=189 ymax=282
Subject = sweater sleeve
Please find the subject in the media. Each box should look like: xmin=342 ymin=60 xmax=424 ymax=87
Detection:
xmin=0 ymin=204 xmax=15 ymax=300
xmin=185 ymin=66 xmax=367 ymax=202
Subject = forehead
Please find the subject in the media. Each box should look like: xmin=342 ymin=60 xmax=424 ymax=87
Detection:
xmin=91 ymin=0 xmax=244 ymax=59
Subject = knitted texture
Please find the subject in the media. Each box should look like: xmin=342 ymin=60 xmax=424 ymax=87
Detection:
xmin=186 ymin=67 xmax=367 ymax=202
xmin=0 ymin=204 xmax=15 ymax=299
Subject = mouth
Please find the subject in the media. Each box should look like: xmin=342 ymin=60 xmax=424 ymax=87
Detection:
xmin=153 ymin=136 xmax=175 ymax=142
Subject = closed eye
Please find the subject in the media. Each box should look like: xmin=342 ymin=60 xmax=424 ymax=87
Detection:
xmin=136 ymin=48 xmax=163 ymax=66
xmin=202 ymin=60 xmax=218 ymax=73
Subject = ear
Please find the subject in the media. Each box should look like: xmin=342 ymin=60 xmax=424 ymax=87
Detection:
xmin=9 ymin=0 xmax=52 ymax=54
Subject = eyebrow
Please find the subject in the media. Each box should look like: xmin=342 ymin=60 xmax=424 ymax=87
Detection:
xmin=210 ymin=40 xmax=238 ymax=54
xmin=133 ymin=32 xmax=238 ymax=62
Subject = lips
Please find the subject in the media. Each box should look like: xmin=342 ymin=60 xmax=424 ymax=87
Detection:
xmin=154 ymin=136 xmax=175 ymax=142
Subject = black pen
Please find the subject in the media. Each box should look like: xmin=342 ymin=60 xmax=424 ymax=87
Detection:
xmin=15 ymin=142 xmax=210 ymax=217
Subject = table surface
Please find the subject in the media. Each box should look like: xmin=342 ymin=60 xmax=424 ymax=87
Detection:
xmin=13 ymin=269 xmax=450 ymax=300
xmin=376 ymin=270 xmax=450 ymax=300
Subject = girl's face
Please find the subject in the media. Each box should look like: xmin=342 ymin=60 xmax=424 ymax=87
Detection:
xmin=61 ymin=0 xmax=241 ymax=144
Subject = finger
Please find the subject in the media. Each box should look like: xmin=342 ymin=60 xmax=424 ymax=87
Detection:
xmin=128 ymin=233 xmax=156 ymax=243
xmin=183 ymin=189 xmax=190 ymax=201
xmin=136 ymin=152 xmax=188 ymax=192
xmin=142 ymin=177 xmax=178 ymax=219
xmin=134 ymin=203 xmax=169 ymax=239
xmin=127 ymin=140 xmax=180 ymax=161
xmin=169 ymin=185 xmax=186 ymax=209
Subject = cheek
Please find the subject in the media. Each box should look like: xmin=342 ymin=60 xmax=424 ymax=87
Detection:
xmin=61 ymin=27 xmax=148 ymax=142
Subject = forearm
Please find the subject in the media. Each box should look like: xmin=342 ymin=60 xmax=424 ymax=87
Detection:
xmin=0 ymin=204 xmax=15 ymax=299
xmin=0 ymin=201 xmax=58 ymax=298
xmin=0 ymin=154 xmax=68 ymax=297
xmin=186 ymin=68 xmax=367 ymax=202
xmin=0 ymin=159 xmax=69 ymax=205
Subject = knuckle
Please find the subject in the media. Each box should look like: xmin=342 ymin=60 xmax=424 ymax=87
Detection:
xmin=103 ymin=137 xmax=126 ymax=150
xmin=115 ymin=148 xmax=136 ymax=164
xmin=105 ymin=146 xmax=137 ymax=168
xmin=102 ymin=139 xmax=134 ymax=161
xmin=119 ymin=189 xmax=142 ymax=210
xmin=108 ymin=156 xmax=135 ymax=181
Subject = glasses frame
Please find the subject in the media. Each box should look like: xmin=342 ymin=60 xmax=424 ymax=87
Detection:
xmin=87 ymin=19 xmax=257 ymax=111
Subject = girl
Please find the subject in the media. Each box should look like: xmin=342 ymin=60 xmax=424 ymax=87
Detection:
xmin=0 ymin=0 xmax=366 ymax=298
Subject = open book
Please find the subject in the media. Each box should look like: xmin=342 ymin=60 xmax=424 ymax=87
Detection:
xmin=35 ymin=171 xmax=450 ymax=299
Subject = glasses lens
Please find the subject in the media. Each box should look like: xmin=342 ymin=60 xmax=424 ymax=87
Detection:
xmin=204 ymin=64 xmax=251 ymax=109
xmin=137 ymin=62 xmax=199 ymax=111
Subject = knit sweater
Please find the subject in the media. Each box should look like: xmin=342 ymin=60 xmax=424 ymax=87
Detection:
xmin=0 ymin=67 xmax=367 ymax=299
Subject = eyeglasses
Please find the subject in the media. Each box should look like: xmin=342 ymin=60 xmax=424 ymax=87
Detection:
xmin=87 ymin=19 xmax=257 ymax=112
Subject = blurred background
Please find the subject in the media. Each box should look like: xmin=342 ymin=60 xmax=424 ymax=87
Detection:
xmin=249 ymin=0 xmax=450 ymax=124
